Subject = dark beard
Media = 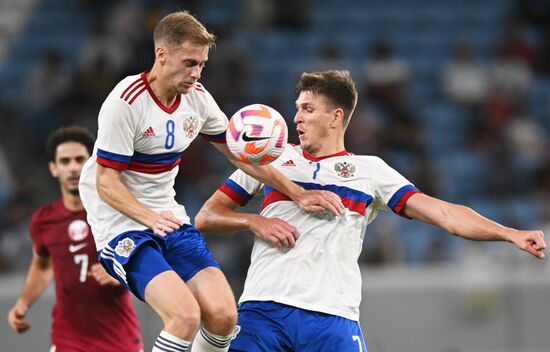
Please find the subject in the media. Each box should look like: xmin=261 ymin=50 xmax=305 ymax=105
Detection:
xmin=68 ymin=188 xmax=80 ymax=196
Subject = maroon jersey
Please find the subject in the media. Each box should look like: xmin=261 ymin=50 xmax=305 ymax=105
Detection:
xmin=30 ymin=199 xmax=142 ymax=352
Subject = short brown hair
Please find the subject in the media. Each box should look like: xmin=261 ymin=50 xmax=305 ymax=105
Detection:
xmin=153 ymin=11 xmax=216 ymax=48
xmin=296 ymin=70 xmax=358 ymax=128
xmin=46 ymin=126 xmax=95 ymax=161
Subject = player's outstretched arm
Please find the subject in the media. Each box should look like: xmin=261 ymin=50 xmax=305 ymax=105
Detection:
xmin=403 ymin=193 xmax=546 ymax=260
xmin=211 ymin=142 xmax=344 ymax=216
xmin=196 ymin=190 xmax=299 ymax=249
xmin=96 ymin=164 xmax=183 ymax=236
xmin=7 ymin=256 xmax=53 ymax=333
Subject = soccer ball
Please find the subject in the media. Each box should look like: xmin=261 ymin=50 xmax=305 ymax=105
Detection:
xmin=226 ymin=104 xmax=288 ymax=165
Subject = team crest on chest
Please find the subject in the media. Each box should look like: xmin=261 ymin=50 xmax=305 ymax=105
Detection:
xmin=334 ymin=161 xmax=356 ymax=178
xmin=115 ymin=238 xmax=136 ymax=257
xmin=182 ymin=115 xmax=199 ymax=138
xmin=67 ymin=219 xmax=89 ymax=241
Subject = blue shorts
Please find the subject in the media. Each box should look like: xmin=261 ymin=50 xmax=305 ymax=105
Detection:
xmin=98 ymin=225 xmax=220 ymax=300
xmin=230 ymin=301 xmax=367 ymax=352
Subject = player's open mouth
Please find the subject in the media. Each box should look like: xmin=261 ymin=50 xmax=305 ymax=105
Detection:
xmin=180 ymin=82 xmax=193 ymax=89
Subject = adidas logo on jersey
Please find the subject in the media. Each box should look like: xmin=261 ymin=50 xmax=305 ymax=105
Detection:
xmin=143 ymin=127 xmax=156 ymax=137
xmin=281 ymin=159 xmax=296 ymax=166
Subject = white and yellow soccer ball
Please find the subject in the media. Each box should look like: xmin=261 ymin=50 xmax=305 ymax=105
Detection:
xmin=226 ymin=104 xmax=288 ymax=165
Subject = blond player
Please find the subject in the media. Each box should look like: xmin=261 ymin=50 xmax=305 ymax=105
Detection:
xmin=78 ymin=12 xmax=344 ymax=352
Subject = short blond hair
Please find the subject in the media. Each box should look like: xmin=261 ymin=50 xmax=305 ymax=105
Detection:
xmin=153 ymin=11 xmax=216 ymax=48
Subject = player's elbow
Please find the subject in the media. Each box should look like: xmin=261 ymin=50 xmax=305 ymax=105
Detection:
xmin=96 ymin=176 xmax=108 ymax=200
xmin=194 ymin=208 xmax=212 ymax=232
xmin=96 ymin=171 xmax=114 ymax=203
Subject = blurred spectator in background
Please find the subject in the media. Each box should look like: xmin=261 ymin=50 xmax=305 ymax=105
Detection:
xmin=0 ymin=177 xmax=35 ymax=272
xmin=536 ymin=24 xmax=550 ymax=75
xmin=517 ymin=0 xmax=550 ymax=33
xmin=363 ymin=41 xmax=423 ymax=153
xmin=22 ymin=49 xmax=72 ymax=140
xmin=482 ymin=107 xmax=545 ymax=196
xmin=24 ymin=50 xmax=71 ymax=111
xmin=442 ymin=41 xmax=488 ymax=109
xmin=0 ymin=142 xmax=24 ymax=272
xmin=516 ymin=0 xmax=550 ymax=75
xmin=363 ymin=40 xmax=430 ymax=198
xmin=498 ymin=19 xmax=539 ymax=68
xmin=74 ymin=57 xmax=117 ymax=109
xmin=536 ymin=163 xmax=550 ymax=196
xmin=442 ymin=41 xmax=489 ymax=147
xmin=241 ymin=0 xmax=274 ymax=31
xmin=201 ymin=26 xmax=253 ymax=115
xmin=312 ymin=43 xmax=348 ymax=71
xmin=241 ymin=0 xmax=310 ymax=31
xmin=473 ymin=42 xmax=534 ymax=150
xmin=57 ymin=56 xmax=117 ymax=131
xmin=488 ymin=43 xmax=533 ymax=110
xmin=344 ymin=104 xmax=384 ymax=156
xmin=476 ymin=90 xmax=514 ymax=148
xmin=360 ymin=216 xmax=405 ymax=265
xmin=0 ymin=145 xmax=15 ymax=214
xmin=272 ymin=0 xmax=310 ymax=30
xmin=364 ymin=41 xmax=411 ymax=110
xmin=105 ymin=0 xmax=145 ymax=48
xmin=78 ymin=22 xmax=131 ymax=75
xmin=504 ymin=112 xmax=547 ymax=173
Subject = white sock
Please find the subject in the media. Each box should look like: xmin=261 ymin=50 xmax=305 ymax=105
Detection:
xmin=153 ymin=330 xmax=191 ymax=352
xmin=190 ymin=326 xmax=233 ymax=352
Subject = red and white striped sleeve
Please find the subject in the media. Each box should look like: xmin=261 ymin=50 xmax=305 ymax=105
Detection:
xmin=95 ymin=97 xmax=137 ymax=170
xmin=372 ymin=157 xmax=421 ymax=218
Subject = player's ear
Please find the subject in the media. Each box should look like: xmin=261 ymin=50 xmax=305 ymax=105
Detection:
xmin=156 ymin=45 xmax=167 ymax=65
xmin=48 ymin=161 xmax=58 ymax=178
xmin=330 ymin=108 xmax=344 ymax=128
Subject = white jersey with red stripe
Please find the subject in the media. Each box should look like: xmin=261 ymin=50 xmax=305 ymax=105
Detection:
xmin=219 ymin=144 xmax=420 ymax=321
xmin=79 ymin=72 xmax=227 ymax=250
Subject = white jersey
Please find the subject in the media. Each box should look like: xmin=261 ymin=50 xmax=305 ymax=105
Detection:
xmin=80 ymin=72 xmax=227 ymax=250
xmin=219 ymin=145 xmax=419 ymax=321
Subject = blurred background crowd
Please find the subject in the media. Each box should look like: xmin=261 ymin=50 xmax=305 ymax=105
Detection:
xmin=0 ymin=0 xmax=549 ymax=293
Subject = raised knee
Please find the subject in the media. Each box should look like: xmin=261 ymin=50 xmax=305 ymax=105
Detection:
xmin=206 ymin=304 xmax=238 ymax=334
xmin=165 ymin=307 xmax=201 ymax=334
xmin=221 ymin=306 xmax=238 ymax=330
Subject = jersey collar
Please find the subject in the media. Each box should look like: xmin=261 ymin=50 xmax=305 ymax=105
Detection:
xmin=302 ymin=149 xmax=350 ymax=162
xmin=141 ymin=72 xmax=181 ymax=114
